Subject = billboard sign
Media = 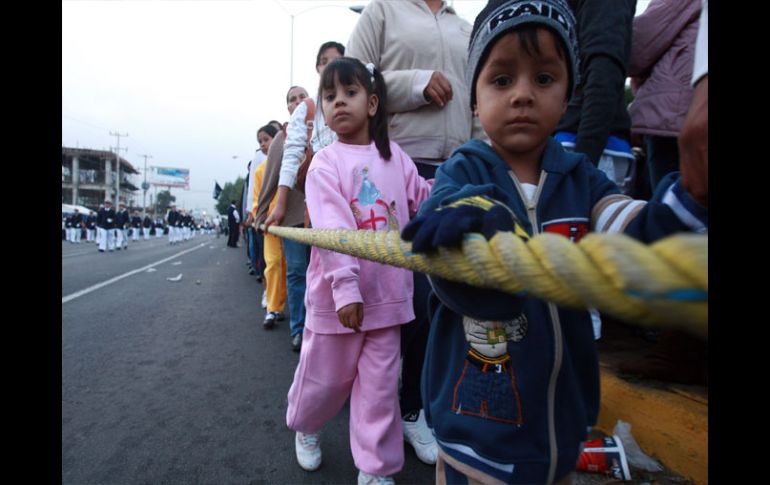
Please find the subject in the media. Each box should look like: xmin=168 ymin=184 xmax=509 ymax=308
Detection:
xmin=149 ymin=166 xmax=190 ymax=189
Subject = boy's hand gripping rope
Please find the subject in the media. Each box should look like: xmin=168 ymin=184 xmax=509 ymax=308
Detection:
xmin=258 ymin=223 xmax=707 ymax=336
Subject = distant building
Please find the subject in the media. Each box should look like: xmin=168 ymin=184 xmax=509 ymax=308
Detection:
xmin=62 ymin=147 xmax=140 ymax=209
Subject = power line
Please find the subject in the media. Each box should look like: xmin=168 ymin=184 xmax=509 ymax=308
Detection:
xmin=62 ymin=114 xmax=109 ymax=132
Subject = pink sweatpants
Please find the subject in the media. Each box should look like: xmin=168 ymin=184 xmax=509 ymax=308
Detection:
xmin=286 ymin=325 xmax=404 ymax=476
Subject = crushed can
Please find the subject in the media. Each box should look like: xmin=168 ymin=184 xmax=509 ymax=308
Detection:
xmin=576 ymin=435 xmax=632 ymax=481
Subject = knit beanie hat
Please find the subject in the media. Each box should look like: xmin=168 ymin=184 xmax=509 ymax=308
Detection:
xmin=467 ymin=0 xmax=580 ymax=108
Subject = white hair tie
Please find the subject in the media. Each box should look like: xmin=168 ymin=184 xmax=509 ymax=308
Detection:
xmin=365 ymin=62 xmax=375 ymax=83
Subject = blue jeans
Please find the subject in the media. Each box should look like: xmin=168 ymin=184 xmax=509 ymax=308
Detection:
xmin=283 ymin=237 xmax=310 ymax=337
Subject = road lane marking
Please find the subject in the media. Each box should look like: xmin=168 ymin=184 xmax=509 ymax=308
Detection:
xmin=62 ymin=242 xmax=207 ymax=304
xmin=61 ymin=236 xmax=218 ymax=259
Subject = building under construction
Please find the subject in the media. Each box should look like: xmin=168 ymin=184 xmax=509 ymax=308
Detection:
xmin=62 ymin=147 xmax=140 ymax=210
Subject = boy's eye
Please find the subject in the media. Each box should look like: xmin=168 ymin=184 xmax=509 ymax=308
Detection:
xmin=493 ymin=75 xmax=512 ymax=87
xmin=536 ymin=73 xmax=555 ymax=85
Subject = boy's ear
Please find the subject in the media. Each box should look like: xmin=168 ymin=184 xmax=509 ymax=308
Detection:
xmin=472 ymin=103 xmax=479 ymax=117
xmin=368 ymin=94 xmax=379 ymax=117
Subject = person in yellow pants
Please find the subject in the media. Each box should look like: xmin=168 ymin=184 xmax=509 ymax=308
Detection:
xmin=262 ymin=230 xmax=287 ymax=328
xmin=247 ymin=123 xmax=288 ymax=329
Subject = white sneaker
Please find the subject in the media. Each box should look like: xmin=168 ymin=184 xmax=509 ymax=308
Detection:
xmin=357 ymin=470 xmax=395 ymax=485
xmin=295 ymin=432 xmax=322 ymax=471
xmin=402 ymin=409 xmax=438 ymax=465
xmin=261 ymin=291 xmax=268 ymax=309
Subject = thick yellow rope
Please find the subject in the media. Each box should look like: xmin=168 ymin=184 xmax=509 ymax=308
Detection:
xmin=260 ymin=224 xmax=707 ymax=336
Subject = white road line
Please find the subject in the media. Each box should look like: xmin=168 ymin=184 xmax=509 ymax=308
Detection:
xmin=62 ymin=242 xmax=207 ymax=304
xmin=62 ymin=249 xmax=95 ymax=259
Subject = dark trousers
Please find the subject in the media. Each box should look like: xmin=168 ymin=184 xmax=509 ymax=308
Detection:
xmin=645 ymin=135 xmax=680 ymax=191
xmin=400 ymin=160 xmax=439 ymax=415
xmin=247 ymin=227 xmax=256 ymax=269
xmin=251 ymin=227 xmax=266 ymax=278
xmin=227 ymin=223 xmax=239 ymax=247
xmin=400 ymin=271 xmax=433 ymax=414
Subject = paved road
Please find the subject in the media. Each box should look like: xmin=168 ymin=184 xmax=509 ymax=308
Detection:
xmin=62 ymin=234 xmax=434 ymax=484
xmin=61 ymin=234 xmax=678 ymax=485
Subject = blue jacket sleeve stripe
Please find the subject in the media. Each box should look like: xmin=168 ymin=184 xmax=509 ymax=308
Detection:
xmin=662 ymin=181 xmax=708 ymax=233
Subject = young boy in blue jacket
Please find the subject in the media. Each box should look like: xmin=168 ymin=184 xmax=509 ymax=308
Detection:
xmin=401 ymin=0 xmax=708 ymax=483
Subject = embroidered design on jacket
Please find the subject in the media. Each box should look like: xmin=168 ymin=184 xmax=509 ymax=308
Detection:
xmin=451 ymin=315 xmax=528 ymax=425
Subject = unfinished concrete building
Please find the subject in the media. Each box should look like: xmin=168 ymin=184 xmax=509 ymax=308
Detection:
xmin=62 ymin=147 xmax=140 ymax=209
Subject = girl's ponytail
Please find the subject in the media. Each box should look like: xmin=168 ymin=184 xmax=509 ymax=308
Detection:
xmin=367 ymin=64 xmax=391 ymax=161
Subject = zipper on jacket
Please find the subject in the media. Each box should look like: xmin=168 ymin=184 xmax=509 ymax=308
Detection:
xmin=510 ymin=171 xmax=563 ymax=484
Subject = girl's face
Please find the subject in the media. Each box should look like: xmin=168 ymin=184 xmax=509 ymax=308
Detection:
xmin=316 ymin=47 xmax=343 ymax=77
xmin=322 ymin=76 xmax=378 ymax=146
xmin=257 ymin=131 xmax=274 ymax=155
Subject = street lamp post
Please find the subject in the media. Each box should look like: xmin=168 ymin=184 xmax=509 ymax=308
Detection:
xmin=139 ymin=154 xmax=152 ymax=218
xmin=275 ymin=2 xmax=364 ymax=86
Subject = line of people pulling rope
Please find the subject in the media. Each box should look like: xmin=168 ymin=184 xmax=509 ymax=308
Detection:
xmin=231 ymin=0 xmax=708 ymax=483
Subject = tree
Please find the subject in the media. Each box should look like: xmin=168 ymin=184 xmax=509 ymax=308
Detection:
xmin=215 ymin=177 xmax=245 ymax=215
xmin=156 ymin=190 xmax=176 ymax=214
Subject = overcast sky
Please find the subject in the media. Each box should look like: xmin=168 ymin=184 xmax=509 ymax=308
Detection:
xmin=62 ymin=0 xmax=651 ymax=215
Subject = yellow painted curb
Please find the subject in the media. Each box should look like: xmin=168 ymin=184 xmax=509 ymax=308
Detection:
xmin=595 ymin=366 xmax=708 ymax=484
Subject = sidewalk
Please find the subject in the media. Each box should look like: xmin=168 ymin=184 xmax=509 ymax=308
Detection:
xmin=591 ymin=322 xmax=707 ymax=485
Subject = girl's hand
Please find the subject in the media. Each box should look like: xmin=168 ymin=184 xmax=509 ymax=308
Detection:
xmin=337 ymin=303 xmax=364 ymax=333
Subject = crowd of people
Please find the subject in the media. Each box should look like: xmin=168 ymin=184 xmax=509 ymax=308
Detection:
xmin=226 ymin=0 xmax=708 ymax=483
xmin=63 ymin=202 xmax=219 ymax=252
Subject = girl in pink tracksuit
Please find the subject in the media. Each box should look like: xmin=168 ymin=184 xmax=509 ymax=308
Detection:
xmin=286 ymin=57 xmax=432 ymax=484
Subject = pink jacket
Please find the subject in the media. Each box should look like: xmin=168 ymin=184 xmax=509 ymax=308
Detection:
xmin=628 ymin=0 xmax=701 ymax=137
xmin=304 ymin=140 xmax=433 ymax=334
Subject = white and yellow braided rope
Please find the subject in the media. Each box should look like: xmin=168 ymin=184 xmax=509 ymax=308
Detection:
xmin=260 ymin=224 xmax=707 ymax=336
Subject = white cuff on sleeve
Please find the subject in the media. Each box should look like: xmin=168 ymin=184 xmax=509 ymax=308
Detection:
xmin=411 ymin=70 xmax=435 ymax=107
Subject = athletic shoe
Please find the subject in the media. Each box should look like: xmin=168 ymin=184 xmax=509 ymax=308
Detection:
xmin=263 ymin=312 xmax=279 ymax=329
xmin=291 ymin=333 xmax=302 ymax=352
xmin=402 ymin=409 xmax=438 ymax=465
xmin=357 ymin=471 xmax=395 ymax=485
xmin=261 ymin=291 xmax=268 ymax=309
xmin=295 ymin=432 xmax=322 ymax=471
